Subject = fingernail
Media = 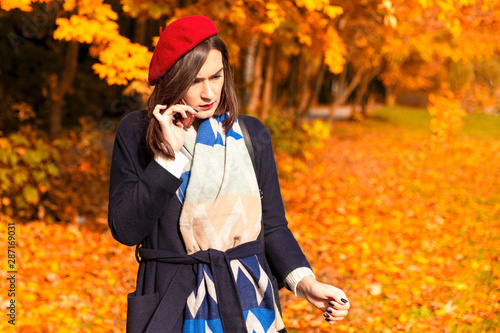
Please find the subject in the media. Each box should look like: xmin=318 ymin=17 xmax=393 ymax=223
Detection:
xmin=323 ymin=313 xmax=329 ymax=318
xmin=325 ymin=318 xmax=330 ymax=322
xmin=329 ymin=301 xmax=335 ymax=306
xmin=327 ymin=308 xmax=333 ymax=314
xmin=341 ymin=298 xmax=348 ymax=304
xmin=193 ymin=108 xmax=199 ymax=113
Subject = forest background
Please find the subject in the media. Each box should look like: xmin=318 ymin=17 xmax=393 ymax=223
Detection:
xmin=0 ymin=0 xmax=499 ymax=332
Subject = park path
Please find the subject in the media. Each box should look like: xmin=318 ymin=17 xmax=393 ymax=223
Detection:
xmin=308 ymin=105 xmax=352 ymax=121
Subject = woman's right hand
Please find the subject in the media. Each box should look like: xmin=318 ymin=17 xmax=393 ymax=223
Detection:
xmin=297 ymin=276 xmax=350 ymax=324
xmin=152 ymin=104 xmax=197 ymax=152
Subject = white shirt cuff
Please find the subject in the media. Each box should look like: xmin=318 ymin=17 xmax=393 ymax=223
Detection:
xmin=285 ymin=267 xmax=315 ymax=298
xmin=154 ymin=151 xmax=189 ymax=178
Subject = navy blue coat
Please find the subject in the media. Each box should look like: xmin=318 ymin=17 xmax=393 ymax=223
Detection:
xmin=108 ymin=110 xmax=311 ymax=332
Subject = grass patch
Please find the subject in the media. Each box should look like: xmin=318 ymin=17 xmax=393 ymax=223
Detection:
xmin=366 ymin=104 xmax=500 ymax=140
xmin=461 ymin=112 xmax=500 ymax=139
xmin=368 ymin=105 xmax=431 ymax=132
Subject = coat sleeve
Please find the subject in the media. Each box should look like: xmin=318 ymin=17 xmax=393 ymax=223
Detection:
xmin=244 ymin=116 xmax=312 ymax=283
xmin=107 ymin=112 xmax=183 ymax=246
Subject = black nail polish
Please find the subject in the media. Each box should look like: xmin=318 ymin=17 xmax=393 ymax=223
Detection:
xmin=193 ymin=109 xmax=199 ymax=113
xmin=329 ymin=301 xmax=335 ymax=306
xmin=341 ymin=298 xmax=348 ymax=303
xmin=327 ymin=308 xmax=333 ymax=314
xmin=323 ymin=313 xmax=329 ymax=318
xmin=325 ymin=318 xmax=330 ymax=322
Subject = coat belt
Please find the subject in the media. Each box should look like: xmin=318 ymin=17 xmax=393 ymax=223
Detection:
xmin=138 ymin=240 xmax=263 ymax=333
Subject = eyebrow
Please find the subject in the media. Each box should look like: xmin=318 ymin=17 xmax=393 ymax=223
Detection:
xmin=196 ymin=67 xmax=224 ymax=80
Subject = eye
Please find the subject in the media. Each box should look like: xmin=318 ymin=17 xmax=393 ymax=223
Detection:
xmin=211 ymin=74 xmax=222 ymax=80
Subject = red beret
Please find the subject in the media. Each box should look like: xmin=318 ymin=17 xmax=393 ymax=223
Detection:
xmin=148 ymin=15 xmax=218 ymax=86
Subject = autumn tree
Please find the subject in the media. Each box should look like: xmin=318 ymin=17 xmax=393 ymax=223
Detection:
xmin=3 ymin=0 xmax=498 ymax=136
xmin=170 ymin=0 xmax=346 ymax=121
xmin=1 ymin=0 xmax=151 ymax=137
xmin=320 ymin=0 xmax=500 ymax=121
xmin=380 ymin=0 xmax=500 ymax=112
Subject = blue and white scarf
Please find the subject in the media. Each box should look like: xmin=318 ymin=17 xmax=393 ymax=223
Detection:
xmin=178 ymin=114 xmax=285 ymax=332
xmin=183 ymin=255 xmax=284 ymax=333
xmin=177 ymin=113 xmax=262 ymax=254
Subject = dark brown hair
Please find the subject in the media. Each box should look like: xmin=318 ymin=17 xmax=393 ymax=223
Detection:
xmin=145 ymin=36 xmax=238 ymax=159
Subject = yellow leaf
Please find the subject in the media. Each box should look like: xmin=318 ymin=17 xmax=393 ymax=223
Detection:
xmin=23 ymin=185 xmax=39 ymax=205
xmin=0 ymin=0 xmax=32 ymax=11
xmin=324 ymin=27 xmax=346 ymax=74
xmin=295 ymin=0 xmax=329 ymax=11
xmin=324 ymin=5 xmax=343 ymax=19
xmin=260 ymin=23 xmax=276 ymax=34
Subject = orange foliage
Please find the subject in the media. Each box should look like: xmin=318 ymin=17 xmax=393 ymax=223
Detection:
xmin=279 ymin=121 xmax=500 ymax=332
xmin=1 ymin=119 xmax=499 ymax=332
xmin=0 ymin=217 xmax=136 ymax=333
xmin=428 ymin=91 xmax=466 ymax=142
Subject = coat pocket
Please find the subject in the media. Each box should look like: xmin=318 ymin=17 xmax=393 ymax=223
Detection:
xmin=126 ymin=291 xmax=159 ymax=333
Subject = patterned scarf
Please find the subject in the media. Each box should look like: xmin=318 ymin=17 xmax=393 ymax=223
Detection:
xmin=179 ymin=114 xmax=285 ymax=332
xmin=183 ymin=255 xmax=284 ymax=333
xmin=178 ymin=114 xmax=262 ymax=255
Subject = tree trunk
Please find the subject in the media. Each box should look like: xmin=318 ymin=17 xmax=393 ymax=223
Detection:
xmin=0 ymin=81 xmax=10 ymax=129
xmin=332 ymin=62 xmax=348 ymax=102
xmin=285 ymin=51 xmax=301 ymax=112
xmin=246 ymin=41 xmax=264 ymax=114
xmin=178 ymin=0 xmax=195 ymax=7
xmin=327 ymin=66 xmax=366 ymax=122
xmin=299 ymin=56 xmax=327 ymax=121
xmin=298 ymin=54 xmax=312 ymax=112
xmin=261 ymin=43 xmax=277 ymax=119
xmin=48 ymin=40 xmax=79 ymax=139
xmin=48 ymin=74 xmax=63 ymax=138
xmin=242 ymin=37 xmax=259 ymax=107
xmin=133 ymin=13 xmax=148 ymax=45
xmin=351 ymin=69 xmax=379 ymax=119
xmin=386 ymin=83 xmax=396 ymax=106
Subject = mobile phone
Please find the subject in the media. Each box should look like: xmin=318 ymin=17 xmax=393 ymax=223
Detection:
xmin=173 ymin=112 xmax=195 ymax=128
xmin=172 ymin=99 xmax=196 ymax=129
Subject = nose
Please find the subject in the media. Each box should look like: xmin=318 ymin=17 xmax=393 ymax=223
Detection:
xmin=200 ymin=80 xmax=215 ymax=100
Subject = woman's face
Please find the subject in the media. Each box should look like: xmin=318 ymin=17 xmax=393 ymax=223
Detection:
xmin=182 ymin=49 xmax=224 ymax=120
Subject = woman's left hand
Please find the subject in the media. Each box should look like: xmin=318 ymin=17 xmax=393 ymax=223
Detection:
xmin=296 ymin=275 xmax=350 ymax=324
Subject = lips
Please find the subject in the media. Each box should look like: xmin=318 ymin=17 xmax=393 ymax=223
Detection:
xmin=199 ymin=102 xmax=215 ymax=110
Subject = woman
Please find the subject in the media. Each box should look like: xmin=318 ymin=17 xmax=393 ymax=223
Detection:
xmin=108 ymin=15 xmax=349 ymax=333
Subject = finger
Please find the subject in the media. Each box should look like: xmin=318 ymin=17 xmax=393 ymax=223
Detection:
xmin=324 ymin=317 xmax=337 ymax=325
xmin=177 ymin=105 xmax=198 ymax=118
xmin=179 ymin=109 xmax=189 ymax=118
xmin=328 ymin=303 xmax=350 ymax=312
xmin=325 ymin=308 xmax=348 ymax=318
xmin=153 ymin=104 xmax=167 ymax=115
xmin=153 ymin=105 xmax=169 ymax=124
xmin=167 ymin=105 xmax=190 ymax=120
xmin=329 ymin=298 xmax=350 ymax=310
xmin=324 ymin=307 xmax=347 ymax=318
xmin=153 ymin=110 xmax=167 ymax=125
xmin=328 ymin=315 xmax=346 ymax=322
xmin=155 ymin=104 xmax=187 ymax=118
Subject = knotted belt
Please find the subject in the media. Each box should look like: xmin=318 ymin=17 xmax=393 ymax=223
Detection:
xmin=137 ymin=240 xmax=263 ymax=333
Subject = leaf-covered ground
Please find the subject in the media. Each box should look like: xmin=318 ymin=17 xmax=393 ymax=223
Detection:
xmin=280 ymin=112 xmax=500 ymax=332
xmin=2 ymin=109 xmax=499 ymax=332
